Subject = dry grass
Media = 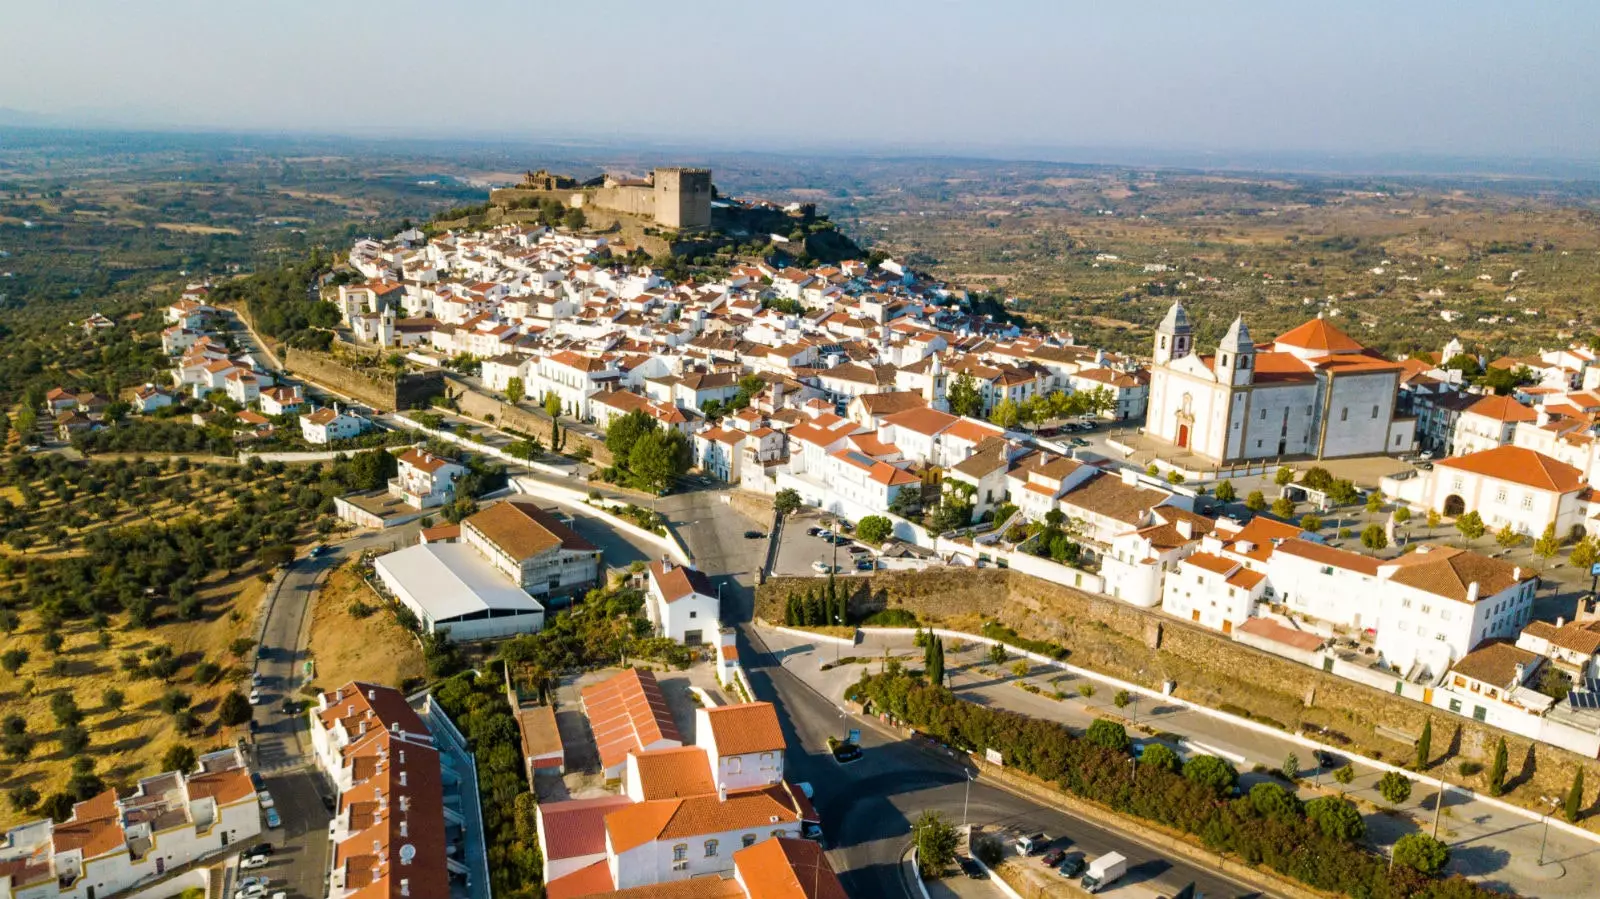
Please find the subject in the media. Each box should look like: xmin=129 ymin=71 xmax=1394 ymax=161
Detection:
xmin=0 ymin=575 xmax=264 ymax=830
xmin=305 ymin=563 xmax=425 ymax=692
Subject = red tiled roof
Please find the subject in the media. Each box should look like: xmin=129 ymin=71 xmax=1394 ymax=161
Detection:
xmin=581 ymin=669 xmax=683 ymax=771
xmin=539 ymin=795 xmax=634 ymax=861
xmin=1434 ymin=445 xmax=1584 ymax=493
xmin=1273 ymin=318 xmax=1366 ymax=354
xmin=649 ymin=560 xmax=716 ymax=604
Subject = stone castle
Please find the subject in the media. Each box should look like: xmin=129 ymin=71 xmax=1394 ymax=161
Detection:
xmin=491 ymin=166 xmax=713 ymax=231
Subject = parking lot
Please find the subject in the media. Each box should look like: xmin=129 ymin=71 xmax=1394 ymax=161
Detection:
xmin=229 ymin=771 xmax=331 ymax=899
xmin=771 ymin=510 xmax=880 ymax=578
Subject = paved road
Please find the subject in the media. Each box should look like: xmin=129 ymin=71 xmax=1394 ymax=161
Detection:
xmin=739 ymin=626 xmax=1269 ymax=899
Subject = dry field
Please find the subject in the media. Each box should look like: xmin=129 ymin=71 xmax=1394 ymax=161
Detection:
xmin=0 ymin=575 xmax=264 ymax=830
xmin=305 ymin=562 xmax=425 ymax=692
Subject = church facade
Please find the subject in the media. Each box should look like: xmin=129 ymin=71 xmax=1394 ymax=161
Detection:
xmin=1145 ymin=303 xmax=1416 ymax=463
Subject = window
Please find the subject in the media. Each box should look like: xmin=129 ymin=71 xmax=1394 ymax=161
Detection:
xmin=728 ymin=757 xmax=742 ymax=774
xmin=705 ymin=840 xmax=719 ymax=857
xmin=673 ymin=844 xmax=688 ymax=862
xmin=1521 ymin=495 xmax=1534 ymax=510
xmin=771 ymin=830 xmax=786 ymax=838
xmin=1372 ymin=405 xmax=1379 ymax=419
xmin=1340 ymin=408 xmax=1348 ymax=422
xmin=1451 ymin=476 xmax=1464 ymax=491
xmin=1260 ymin=409 xmax=1268 ymax=421
xmin=689 ymin=610 xmax=697 ymax=618
xmin=1495 ymin=488 xmax=1507 ymax=503
xmin=742 ymin=834 xmax=757 ymax=848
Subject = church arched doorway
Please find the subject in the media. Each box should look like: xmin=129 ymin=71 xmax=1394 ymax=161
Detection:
xmin=1176 ymin=424 xmax=1190 ymax=449
xmin=1443 ymin=495 xmax=1465 ymax=517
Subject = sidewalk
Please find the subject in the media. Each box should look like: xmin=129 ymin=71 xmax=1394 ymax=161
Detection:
xmin=759 ymin=626 xmax=1600 ymax=899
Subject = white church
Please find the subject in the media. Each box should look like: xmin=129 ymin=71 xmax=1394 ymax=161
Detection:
xmin=1145 ymin=303 xmax=1416 ymax=464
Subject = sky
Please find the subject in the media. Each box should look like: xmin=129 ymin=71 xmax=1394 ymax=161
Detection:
xmin=3 ymin=0 xmax=1597 ymax=161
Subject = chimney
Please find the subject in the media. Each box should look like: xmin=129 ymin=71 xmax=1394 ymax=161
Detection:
xmin=661 ymin=554 xmax=672 ymax=573
xmin=367 ymin=688 xmax=376 ymax=700
xmin=1514 ymin=663 xmax=1526 ymax=686
xmin=1176 ymin=520 xmax=1194 ymax=540
xmin=1513 ymin=566 xmax=1522 ymax=581
xmin=1121 ymin=468 xmax=1138 ymax=486
xmin=400 ymin=771 xmax=408 ymax=787
xmin=1557 ymin=616 xmax=1566 ymax=628
xmin=1467 ymin=581 xmax=1481 ymax=605
xmin=401 ymin=880 xmax=410 ymax=897
xmin=718 ymin=785 xmax=727 ymax=801
xmin=400 ymin=820 xmax=408 ymax=838
xmin=336 ymin=687 xmax=344 ymax=702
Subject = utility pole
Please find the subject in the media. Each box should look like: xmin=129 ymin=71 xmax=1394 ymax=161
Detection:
xmin=1432 ymin=779 xmax=1445 ymax=839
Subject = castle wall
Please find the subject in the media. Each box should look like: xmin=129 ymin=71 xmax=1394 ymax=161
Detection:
xmin=591 ymin=186 xmax=657 ymax=219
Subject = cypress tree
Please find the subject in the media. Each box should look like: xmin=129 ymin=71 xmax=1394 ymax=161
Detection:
xmin=836 ymin=589 xmax=849 ymax=627
xmin=785 ymin=594 xmax=800 ymax=626
xmin=1565 ymin=767 xmax=1585 ymax=823
xmin=1488 ymin=737 xmax=1509 ymax=797
xmin=803 ymin=591 xmax=821 ymax=626
xmin=927 ymin=638 xmax=945 ymax=687
xmin=1415 ymin=717 xmax=1432 ymax=770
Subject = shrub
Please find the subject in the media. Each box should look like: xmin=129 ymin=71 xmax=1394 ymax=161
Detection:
xmin=1249 ymin=782 xmax=1302 ymax=820
xmin=1138 ymin=743 xmax=1181 ymax=774
xmin=1392 ymin=833 xmax=1449 ymax=875
xmin=1378 ymin=770 xmax=1413 ymax=805
xmin=1113 ymin=689 xmax=1131 ymax=709
xmin=1306 ymin=795 xmax=1366 ymax=841
xmin=1086 ymin=719 xmax=1130 ymax=753
xmin=1184 ymin=755 xmax=1238 ymax=797
xmin=1458 ymin=760 xmax=1483 ymax=778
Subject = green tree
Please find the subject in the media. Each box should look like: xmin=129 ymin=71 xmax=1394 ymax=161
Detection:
xmin=161 ymin=744 xmax=197 ymax=774
xmin=629 ymin=429 xmax=691 ymax=494
xmin=857 ymin=515 xmax=893 ymax=545
xmin=1250 ymin=782 xmax=1302 ymax=819
xmin=543 ymin=392 xmax=562 ymax=418
xmin=1166 ymin=469 xmax=1184 ymax=485
xmin=216 ymin=692 xmax=253 ymax=727
xmin=1495 ymin=524 xmax=1523 ymax=548
xmin=1392 ymin=833 xmax=1450 ymax=876
xmin=1183 ymin=755 xmax=1238 ymax=797
xmin=1301 ymin=467 xmax=1335 ymax=491
xmin=1334 ymin=764 xmax=1355 ymax=787
xmin=1305 ymin=795 xmax=1366 ymax=841
xmin=1365 ymin=490 xmax=1385 ymax=519
xmin=605 ymin=409 xmax=656 ymax=465
xmin=42 ymin=630 xmax=64 ymax=654
xmin=1213 ymin=479 xmax=1237 ymax=503
xmin=1378 ymin=770 xmax=1413 ymax=805
xmin=504 ymin=376 xmax=524 ymax=405
xmin=1282 ymin=751 xmax=1300 ymax=780
xmin=1275 ymin=466 xmax=1296 ymax=487
xmin=1329 ymin=479 xmax=1360 ymax=506
xmin=1533 ymin=523 xmax=1562 ymax=560
xmin=1566 ymin=767 xmax=1586 ymax=823
xmin=1087 ymin=719 xmax=1130 ymax=753
xmin=60 ymin=725 xmax=90 ymax=755
xmin=50 ymin=693 xmax=82 ymax=727
xmin=1394 ymin=506 xmax=1412 ymax=525
xmin=1572 ymin=536 xmax=1599 ymax=570
xmin=562 ymin=207 xmax=586 ymax=230
xmin=1271 ymin=496 xmax=1296 ymax=519
xmin=915 ymin=810 xmax=960 ymax=877
xmin=1487 ymin=737 xmax=1508 ymax=796
xmin=947 ymin=373 xmax=983 ymax=418
xmin=1138 ymin=743 xmax=1181 ymax=774
xmin=1416 ymin=717 xmax=1433 ymax=770
xmin=8 ymin=786 xmax=40 ymax=812
xmin=1457 ymin=510 xmax=1486 ymax=540
xmin=773 ymin=488 xmax=801 ymax=517
xmin=925 ymin=638 xmax=945 ymax=687
xmin=1113 ymin=689 xmax=1131 ymax=709
xmin=1427 ymin=508 xmax=1442 ymax=530
xmin=987 ymin=643 xmax=1007 ymax=666
xmin=1 ymin=649 xmax=28 ymax=675
xmin=1362 ymin=523 xmax=1388 ymax=551
xmin=101 ymin=687 xmax=124 ymax=710
xmin=1245 ymin=490 xmax=1267 ymax=513
xmin=989 ymin=398 xmax=1020 ymax=429
xmin=1300 ymin=513 xmax=1323 ymax=532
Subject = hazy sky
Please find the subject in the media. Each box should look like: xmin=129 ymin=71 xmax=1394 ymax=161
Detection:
xmin=3 ymin=0 xmax=1597 ymax=159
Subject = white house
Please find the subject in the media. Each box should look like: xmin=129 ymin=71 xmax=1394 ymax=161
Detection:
xmin=1451 ymin=394 xmax=1539 ymax=456
xmin=1161 ymin=550 xmax=1267 ymax=634
xmin=461 ymin=499 xmax=602 ymax=601
xmin=389 ymin=448 xmax=466 ymax=509
xmin=299 ymin=406 xmax=367 ymax=444
xmin=645 ymin=559 xmax=720 ymax=645
xmin=695 ymin=702 xmax=786 ymax=793
xmin=1371 ymin=544 xmax=1539 ymax=678
xmin=1395 ymin=445 xmax=1588 ymax=538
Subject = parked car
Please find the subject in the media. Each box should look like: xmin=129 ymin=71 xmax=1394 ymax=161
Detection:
xmin=308 ymin=544 xmax=330 ymax=557
xmin=281 ymin=698 xmax=297 ymax=714
xmin=1070 ymin=437 xmax=1090 ymax=448
xmin=846 ymin=544 xmax=869 ymax=554
xmin=265 ymin=808 xmax=282 ymax=829
xmin=250 ymin=671 xmax=262 ymax=687
xmin=1057 ymin=853 xmax=1087 ymax=878
xmin=811 ymin=561 xmax=833 ymax=574
xmin=743 ymin=530 xmax=765 ymax=539
xmin=238 ymin=877 xmax=269 ymax=890
xmin=244 ymin=842 xmax=273 ymax=857
xmin=854 ymin=559 xmax=875 ymax=572
xmin=1042 ymin=849 xmax=1067 ymax=867
xmin=959 ymin=857 xmax=987 ymax=879
xmin=241 ymin=855 xmax=270 ymax=870
xmin=806 ymin=526 xmax=821 ymax=537
xmin=234 ymin=884 xmax=267 ymax=899
xmin=831 ymin=742 xmax=862 ymax=763
xmin=249 ymin=689 xmax=262 ymax=705
xmin=270 ymin=893 xmax=288 ymax=899
xmin=249 ymin=773 xmax=266 ymax=792
xmin=257 ymin=790 xmax=274 ymax=809
xmin=1314 ymin=750 xmax=1339 ymax=768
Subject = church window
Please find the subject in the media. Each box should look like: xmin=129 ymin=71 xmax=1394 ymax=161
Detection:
xmin=1260 ymin=409 xmax=1267 ymax=421
xmin=1241 ymin=356 xmax=1250 ymax=369
xmin=1340 ymin=408 xmax=1348 ymax=422
xmin=1372 ymin=405 xmax=1379 ymax=418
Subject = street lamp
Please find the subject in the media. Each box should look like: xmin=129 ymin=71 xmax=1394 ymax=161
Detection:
xmin=1538 ymin=795 xmax=1561 ymax=867
xmin=963 ymin=768 xmax=977 ymax=828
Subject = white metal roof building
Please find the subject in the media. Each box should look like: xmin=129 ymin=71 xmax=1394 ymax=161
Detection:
xmin=373 ymin=542 xmax=545 ymax=641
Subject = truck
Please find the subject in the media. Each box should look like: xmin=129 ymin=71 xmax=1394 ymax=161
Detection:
xmin=1080 ymin=851 xmax=1127 ymax=894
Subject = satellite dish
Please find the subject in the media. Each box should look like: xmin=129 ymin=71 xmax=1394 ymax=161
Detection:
xmin=399 ymin=844 xmax=416 ymax=864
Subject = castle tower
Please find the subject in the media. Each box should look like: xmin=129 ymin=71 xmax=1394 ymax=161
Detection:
xmin=652 ymin=168 xmax=713 ymax=231
xmin=1153 ymin=302 xmax=1192 ymax=365
xmin=1214 ymin=316 xmax=1255 ymax=387
xmin=378 ymin=307 xmax=396 ymax=347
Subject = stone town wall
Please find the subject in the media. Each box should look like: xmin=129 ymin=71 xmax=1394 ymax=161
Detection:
xmin=282 ymin=347 xmax=443 ymax=411
xmin=757 ymin=568 xmax=1600 ymax=814
xmin=440 ymin=376 xmax=613 ymax=467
